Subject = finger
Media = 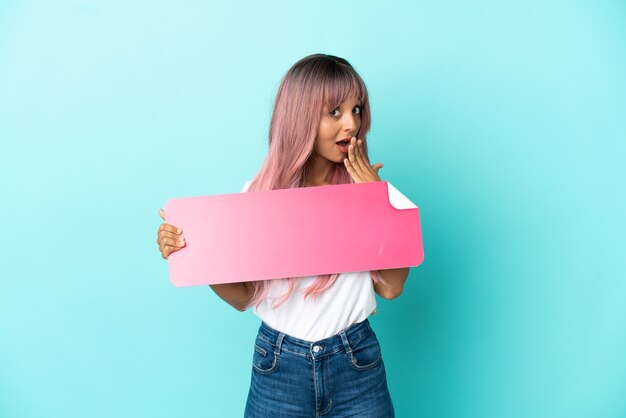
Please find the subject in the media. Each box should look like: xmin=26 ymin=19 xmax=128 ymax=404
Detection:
xmin=357 ymin=139 xmax=372 ymax=165
xmin=343 ymin=157 xmax=358 ymax=181
xmin=157 ymin=229 xmax=183 ymax=246
xmin=162 ymin=245 xmax=178 ymax=259
xmin=158 ymin=236 xmax=180 ymax=252
xmin=348 ymin=138 xmax=360 ymax=172
xmin=347 ymin=142 xmax=358 ymax=180
xmin=166 ymin=239 xmax=186 ymax=254
xmin=158 ymin=229 xmax=184 ymax=243
xmin=159 ymin=208 xmax=165 ymax=220
xmin=158 ymin=223 xmax=182 ymax=235
xmin=348 ymin=138 xmax=367 ymax=177
xmin=355 ymin=139 xmax=374 ymax=173
xmin=159 ymin=236 xmax=185 ymax=250
xmin=354 ymin=138 xmax=362 ymax=159
xmin=358 ymin=141 xmax=382 ymax=181
xmin=161 ymin=244 xmax=183 ymax=259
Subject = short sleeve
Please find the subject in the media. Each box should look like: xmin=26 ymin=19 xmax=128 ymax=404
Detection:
xmin=240 ymin=180 xmax=252 ymax=193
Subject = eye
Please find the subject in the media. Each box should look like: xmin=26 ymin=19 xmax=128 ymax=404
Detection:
xmin=329 ymin=105 xmax=362 ymax=117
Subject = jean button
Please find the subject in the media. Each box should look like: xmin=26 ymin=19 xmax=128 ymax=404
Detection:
xmin=313 ymin=345 xmax=322 ymax=353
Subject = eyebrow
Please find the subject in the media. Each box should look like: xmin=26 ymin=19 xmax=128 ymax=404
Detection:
xmin=328 ymin=102 xmax=362 ymax=110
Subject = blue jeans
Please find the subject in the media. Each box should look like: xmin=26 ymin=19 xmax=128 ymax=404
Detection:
xmin=244 ymin=318 xmax=395 ymax=417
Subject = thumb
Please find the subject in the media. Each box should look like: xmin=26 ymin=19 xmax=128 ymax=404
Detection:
xmin=159 ymin=208 xmax=165 ymax=220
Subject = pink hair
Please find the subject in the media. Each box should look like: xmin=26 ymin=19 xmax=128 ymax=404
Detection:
xmin=242 ymin=54 xmax=388 ymax=310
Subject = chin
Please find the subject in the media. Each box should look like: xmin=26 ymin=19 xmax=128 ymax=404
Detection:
xmin=319 ymin=152 xmax=340 ymax=163
xmin=333 ymin=150 xmax=349 ymax=161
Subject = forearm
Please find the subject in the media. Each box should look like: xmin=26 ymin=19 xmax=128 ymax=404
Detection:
xmin=373 ymin=267 xmax=410 ymax=300
xmin=209 ymin=282 xmax=254 ymax=312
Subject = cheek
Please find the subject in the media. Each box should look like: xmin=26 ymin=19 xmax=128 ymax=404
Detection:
xmin=319 ymin=122 xmax=337 ymax=142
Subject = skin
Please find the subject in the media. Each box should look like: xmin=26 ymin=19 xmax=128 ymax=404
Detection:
xmin=305 ymin=97 xmax=384 ymax=187
xmin=157 ymin=209 xmax=184 ymax=259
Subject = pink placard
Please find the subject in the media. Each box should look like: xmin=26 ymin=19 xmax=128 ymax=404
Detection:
xmin=163 ymin=181 xmax=423 ymax=287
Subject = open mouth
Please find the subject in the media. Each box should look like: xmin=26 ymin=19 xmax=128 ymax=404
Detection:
xmin=336 ymin=141 xmax=349 ymax=153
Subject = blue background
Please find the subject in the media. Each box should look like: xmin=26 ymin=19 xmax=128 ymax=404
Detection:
xmin=1 ymin=1 xmax=625 ymax=417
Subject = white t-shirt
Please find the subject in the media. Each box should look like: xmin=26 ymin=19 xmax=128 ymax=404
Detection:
xmin=239 ymin=180 xmax=413 ymax=342
xmin=251 ymin=272 xmax=378 ymax=342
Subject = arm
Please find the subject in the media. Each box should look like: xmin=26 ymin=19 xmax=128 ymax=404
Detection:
xmin=373 ymin=267 xmax=410 ymax=300
xmin=209 ymin=282 xmax=254 ymax=312
xmin=206 ymin=181 xmax=259 ymax=312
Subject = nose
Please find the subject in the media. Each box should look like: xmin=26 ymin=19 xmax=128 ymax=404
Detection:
xmin=342 ymin=111 xmax=358 ymax=134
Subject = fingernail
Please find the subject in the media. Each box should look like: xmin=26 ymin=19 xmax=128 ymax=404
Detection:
xmin=177 ymin=229 xmax=181 ymax=233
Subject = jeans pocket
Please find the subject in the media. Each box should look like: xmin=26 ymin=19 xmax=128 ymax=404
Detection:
xmin=347 ymin=332 xmax=383 ymax=371
xmin=252 ymin=336 xmax=279 ymax=375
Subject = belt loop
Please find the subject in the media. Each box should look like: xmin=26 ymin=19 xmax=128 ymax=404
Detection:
xmin=275 ymin=332 xmax=285 ymax=356
xmin=339 ymin=330 xmax=353 ymax=356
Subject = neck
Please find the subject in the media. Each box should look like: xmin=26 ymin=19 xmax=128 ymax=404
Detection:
xmin=304 ymin=153 xmax=333 ymax=187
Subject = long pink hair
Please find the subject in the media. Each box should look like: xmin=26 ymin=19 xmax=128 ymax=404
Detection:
xmin=243 ymin=53 xmax=388 ymax=310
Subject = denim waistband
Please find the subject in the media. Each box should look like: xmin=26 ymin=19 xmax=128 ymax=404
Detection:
xmin=257 ymin=318 xmax=374 ymax=360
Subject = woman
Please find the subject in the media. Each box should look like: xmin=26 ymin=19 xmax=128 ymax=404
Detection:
xmin=156 ymin=54 xmax=409 ymax=417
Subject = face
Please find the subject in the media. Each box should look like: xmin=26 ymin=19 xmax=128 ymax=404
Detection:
xmin=314 ymin=97 xmax=362 ymax=163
